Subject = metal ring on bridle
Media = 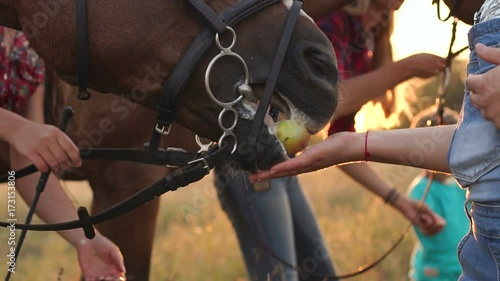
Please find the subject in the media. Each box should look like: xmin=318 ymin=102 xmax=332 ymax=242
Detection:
xmin=205 ymin=26 xmax=251 ymax=154
xmin=215 ymin=26 xmax=237 ymax=51
xmin=204 ymin=51 xmax=249 ymax=107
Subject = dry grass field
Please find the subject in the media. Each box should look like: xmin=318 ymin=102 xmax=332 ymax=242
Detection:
xmin=0 ymin=162 xmax=423 ymax=281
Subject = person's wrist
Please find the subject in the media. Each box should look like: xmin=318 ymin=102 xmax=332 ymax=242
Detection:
xmin=334 ymin=131 xmax=364 ymax=163
xmin=2 ymin=113 xmax=26 ymax=144
xmin=67 ymin=228 xmax=100 ymax=248
xmin=383 ymin=187 xmax=401 ymax=206
xmin=395 ymin=58 xmax=414 ymax=81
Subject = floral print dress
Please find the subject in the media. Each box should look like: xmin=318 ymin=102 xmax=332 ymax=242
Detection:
xmin=0 ymin=27 xmax=45 ymax=113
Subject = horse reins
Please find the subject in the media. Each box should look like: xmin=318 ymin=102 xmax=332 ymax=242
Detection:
xmin=3 ymin=1 xmax=470 ymax=280
xmin=1 ymin=0 xmax=305 ymax=279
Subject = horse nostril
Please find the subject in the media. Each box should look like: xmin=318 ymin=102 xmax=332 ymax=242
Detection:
xmin=296 ymin=43 xmax=338 ymax=85
xmin=305 ymin=49 xmax=328 ymax=77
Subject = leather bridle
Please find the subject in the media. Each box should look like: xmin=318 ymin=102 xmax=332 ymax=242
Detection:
xmin=1 ymin=0 xmax=305 ymax=279
xmin=1 ymin=0 xmax=304 ymax=232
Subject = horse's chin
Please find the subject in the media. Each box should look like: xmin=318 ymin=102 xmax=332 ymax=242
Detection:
xmin=230 ymin=89 xmax=326 ymax=172
xmin=229 ymin=117 xmax=288 ymax=172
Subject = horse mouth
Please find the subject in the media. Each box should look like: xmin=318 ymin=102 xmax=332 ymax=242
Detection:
xmin=238 ymin=87 xmax=319 ymax=153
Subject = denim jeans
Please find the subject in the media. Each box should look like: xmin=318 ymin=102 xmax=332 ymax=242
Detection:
xmin=448 ymin=17 xmax=500 ymax=203
xmin=458 ymin=202 xmax=500 ymax=281
xmin=214 ymin=168 xmax=337 ymax=281
xmin=449 ymin=16 xmax=500 ymax=281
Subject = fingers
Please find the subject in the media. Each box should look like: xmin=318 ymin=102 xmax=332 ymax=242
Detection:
xmin=38 ymin=147 xmax=62 ymax=174
xmin=431 ymin=56 xmax=446 ymax=74
xmin=411 ymin=54 xmax=446 ymax=77
xmin=29 ymin=152 xmax=50 ymax=173
xmin=414 ymin=207 xmax=446 ymax=236
xmin=469 ymin=90 xmax=487 ymax=112
xmin=465 ymin=73 xmax=486 ymax=97
xmin=109 ymin=249 xmax=126 ymax=274
xmin=56 ymin=133 xmax=82 ymax=167
xmin=475 ymin=43 xmax=500 ymax=64
xmin=41 ymin=126 xmax=81 ymax=173
xmin=250 ymin=157 xmax=313 ymax=182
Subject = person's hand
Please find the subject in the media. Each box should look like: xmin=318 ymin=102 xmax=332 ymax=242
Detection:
xmin=250 ymin=132 xmax=360 ymax=182
xmin=402 ymin=53 xmax=446 ymax=79
xmin=393 ymin=196 xmax=446 ymax=236
xmin=77 ymin=234 xmax=126 ymax=281
xmin=9 ymin=119 xmax=81 ymax=173
xmin=465 ymin=43 xmax=500 ymax=129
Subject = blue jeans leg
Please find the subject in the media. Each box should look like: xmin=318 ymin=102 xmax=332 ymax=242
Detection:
xmin=214 ymin=169 xmax=336 ymax=281
xmin=458 ymin=202 xmax=500 ymax=281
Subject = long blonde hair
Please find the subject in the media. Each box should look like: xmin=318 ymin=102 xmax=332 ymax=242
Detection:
xmin=363 ymin=1 xmax=397 ymax=117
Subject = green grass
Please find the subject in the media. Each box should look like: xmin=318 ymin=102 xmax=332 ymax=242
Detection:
xmin=0 ymin=163 xmax=422 ymax=281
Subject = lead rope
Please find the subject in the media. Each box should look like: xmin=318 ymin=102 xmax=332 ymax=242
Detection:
xmin=433 ymin=0 xmax=461 ymax=22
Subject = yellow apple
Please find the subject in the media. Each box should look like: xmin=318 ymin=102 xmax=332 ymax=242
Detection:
xmin=275 ymin=120 xmax=311 ymax=155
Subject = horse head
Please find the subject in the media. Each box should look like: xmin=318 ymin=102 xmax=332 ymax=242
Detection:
xmin=10 ymin=0 xmax=338 ymax=171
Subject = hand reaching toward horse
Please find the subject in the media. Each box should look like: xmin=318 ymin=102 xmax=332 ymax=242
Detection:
xmin=0 ymin=109 xmax=82 ymax=174
xmin=250 ymin=126 xmax=454 ymax=182
xmin=465 ymin=43 xmax=500 ymax=129
xmin=402 ymin=53 xmax=446 ymax=79
xmin=77 ymin=233 xmax=127 ymax=281
xmin=250 ymin=132 xmax=363 ymax=181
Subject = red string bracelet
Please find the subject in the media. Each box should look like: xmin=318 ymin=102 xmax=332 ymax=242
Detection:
xmin=364 ymin=131 xmax=370 ymax=162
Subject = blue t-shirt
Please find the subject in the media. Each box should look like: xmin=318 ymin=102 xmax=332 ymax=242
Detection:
xmin=407 ymin=175 xmax=469 ymax=281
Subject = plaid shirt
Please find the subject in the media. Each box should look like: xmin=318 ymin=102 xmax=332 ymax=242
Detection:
xmin=0 ymin=27 xmax=45 ymax=113
xmin=316 ymin=10 xmax=372 ymax=135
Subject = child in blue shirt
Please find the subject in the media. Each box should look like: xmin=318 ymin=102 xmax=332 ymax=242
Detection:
xmin=406 ymin=106 xmax=469 ymax=281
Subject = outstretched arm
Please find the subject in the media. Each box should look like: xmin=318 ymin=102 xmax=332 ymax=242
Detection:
xmin=340 ymin=164 xmax=445 ymax=235
xmin=335 ymin=54 xmax=445 ymax=119
xmin=250 ymin=126 xmax=455 ymax=181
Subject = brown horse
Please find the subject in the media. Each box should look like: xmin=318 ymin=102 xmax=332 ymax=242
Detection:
xmin=48 ymin=72 xmax=202 ymax=280
xmin=0 ymin=71 xmax=202 ymax=280
xmin=1 ymin=0 xmax=340 ymax=279
xmin=1 ymin=0 xmax=339 ymax=171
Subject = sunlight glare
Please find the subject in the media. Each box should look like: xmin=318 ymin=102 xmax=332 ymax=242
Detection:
xmin=354 ymin=0 xmax=471 ymax=132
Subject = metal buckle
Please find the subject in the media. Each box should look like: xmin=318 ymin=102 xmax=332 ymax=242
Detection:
xmin=155 ymin=123 xmax=172 ymax=135
xmin=188 ymin=157 xmax=211 ymax=175
xmin=164 ymin=147 xmax=189 ymax=169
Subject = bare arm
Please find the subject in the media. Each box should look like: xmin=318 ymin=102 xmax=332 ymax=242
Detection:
xmin=8 ymin=85 xmax=126 ymax=279
xmin=340 ymin=164 xmax=396 ymax=199
xmin=250 ymin=125 xmax=455 ymax=180
xmin=339 ymin=164 xmax=446 ymax=235
xmin=0 ymin=88 xmax=81 ymax=173
xmin=335 ymin=54 xmax=445 ymax=118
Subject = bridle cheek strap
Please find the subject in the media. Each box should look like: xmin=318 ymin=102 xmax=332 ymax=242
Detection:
xmin=153 ymin=0 xmax=281 ymax=148
xmin=247 ymin=0 xmax=304 ymax=147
